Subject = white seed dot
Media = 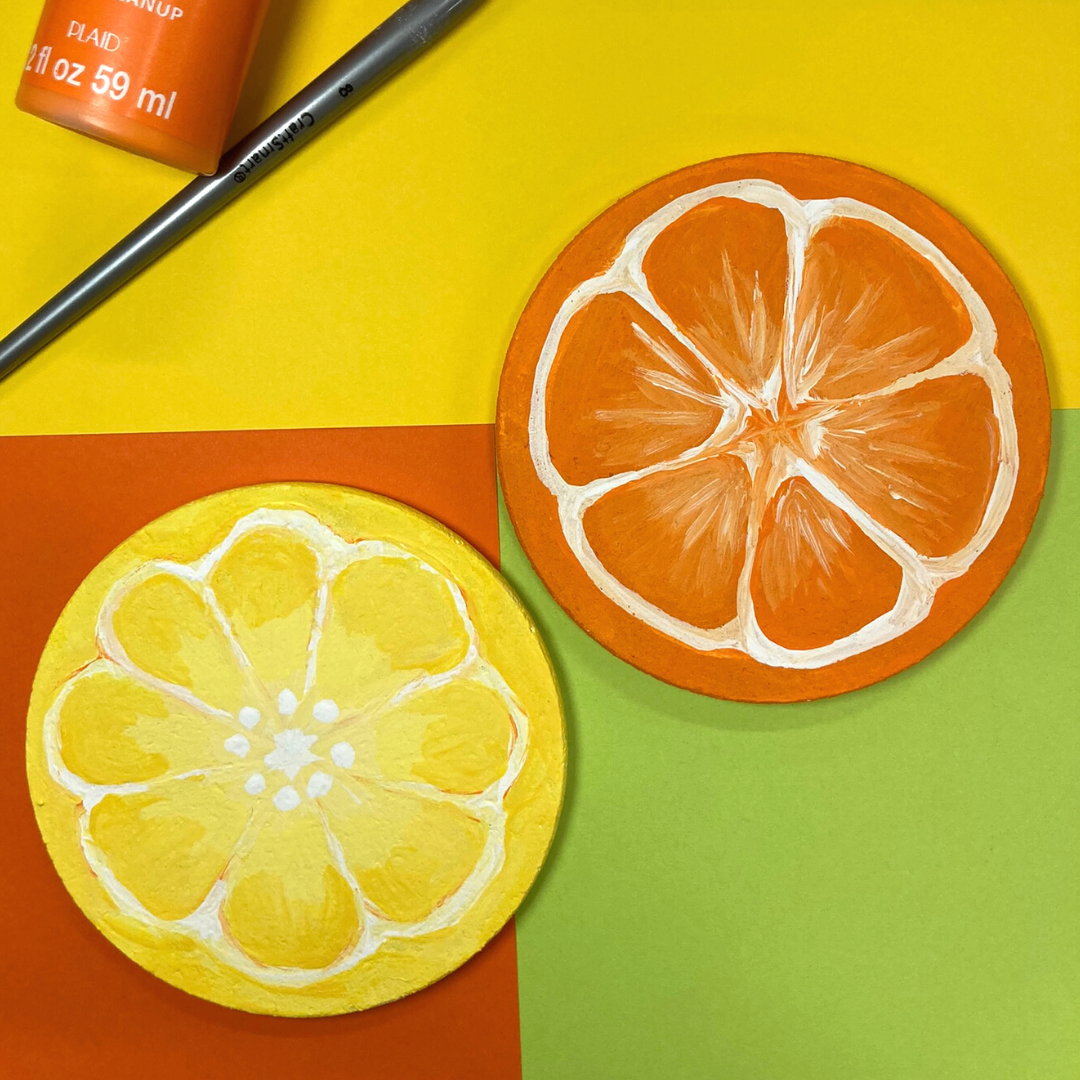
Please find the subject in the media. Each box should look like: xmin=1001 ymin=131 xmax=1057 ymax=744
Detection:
xmin=312 ymin=699 xmax=340 ymax=724
xmin=277 ymin=689 xmax=299 ymax=716
xmin=238 ymin=706 xmax=261 ymax=730
xmin=307 ymin=771 xmax=333 ymax=799
xmin=224 ymin=733 xmax=250 ymax=758
xmin=330 ymin=741 xmax=355 ymax=769
xmin=273 ymin=785 xmax=301 ymax=812
xmin=244 ymin=772 xmax=266 ymax=795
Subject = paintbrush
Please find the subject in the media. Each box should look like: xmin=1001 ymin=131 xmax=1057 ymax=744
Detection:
xmin=0 ymin=0 xmax=483 ymax=381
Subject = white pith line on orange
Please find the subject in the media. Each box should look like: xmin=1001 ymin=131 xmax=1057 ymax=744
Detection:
xmin=528 ymin=179 xmax=1019 ymax=668
xmin=43 ymin=508 xmax=531 ymax=987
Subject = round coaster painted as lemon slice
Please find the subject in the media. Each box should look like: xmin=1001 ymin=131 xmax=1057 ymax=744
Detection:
xmin=26 ymin=483 xmax=565 ymax=1016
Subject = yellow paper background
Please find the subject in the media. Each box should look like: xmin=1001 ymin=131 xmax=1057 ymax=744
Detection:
xmin=0 ymin=0 xmax=1076 ymax=436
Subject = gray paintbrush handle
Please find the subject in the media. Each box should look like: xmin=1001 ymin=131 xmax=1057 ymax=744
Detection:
xmin=0 ymin=0 xmax=482 ymax=382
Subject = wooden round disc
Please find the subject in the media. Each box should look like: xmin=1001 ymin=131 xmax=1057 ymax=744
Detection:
xmin=497 ymin=154 xmax=1050 ymax=702
xmin=27 ymin=483 xmax=565 ymax=1014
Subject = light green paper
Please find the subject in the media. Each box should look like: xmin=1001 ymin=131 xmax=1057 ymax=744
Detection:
xmin=507 ymin=410 xmax=1080 ymax=1080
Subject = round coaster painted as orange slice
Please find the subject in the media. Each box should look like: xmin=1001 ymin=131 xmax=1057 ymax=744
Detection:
xmin=497 ymin=154 xmax=1050 ymax=702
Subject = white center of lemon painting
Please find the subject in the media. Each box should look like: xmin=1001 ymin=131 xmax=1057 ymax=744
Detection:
xmin=230 ymin=694 xmax=350 ymax=811
xmin=263 ymin=728 xmax=320 ymax=781
xmin=41 ymin=507 xmax=530 ymax=990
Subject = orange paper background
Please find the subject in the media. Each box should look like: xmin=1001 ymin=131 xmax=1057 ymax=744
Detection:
xmin=0 ymin=424 xmax=522 ymax=1079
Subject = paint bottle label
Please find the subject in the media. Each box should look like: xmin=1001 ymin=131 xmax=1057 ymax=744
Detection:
xmin=17 ymin=0 xmax=271 ymax=173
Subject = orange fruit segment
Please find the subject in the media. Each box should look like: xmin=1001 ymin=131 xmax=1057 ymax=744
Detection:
xmin=497 ymin=154 xmax=1050 ymax=701
xmin=815 ymin=374 xmax=1000 ymax=558
xmin=545 ymin=292 xmax=726 ymax=484
xmin=642 ymin=197 xmax=789 ymax=400
xmin=750 ymin=477 xmax=903 ymax=652
xmin=582 ymin=455 xmax=751 ymax=629
xmin=792 ymin=216 xmax=972 ymax=400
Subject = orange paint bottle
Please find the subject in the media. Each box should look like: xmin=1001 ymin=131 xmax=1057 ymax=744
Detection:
xmin=17 ymin=0 xmax=271 ymax=174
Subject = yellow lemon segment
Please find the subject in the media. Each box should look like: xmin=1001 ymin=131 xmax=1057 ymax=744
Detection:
xmin=209 ymin=528 xmax=320 ymax=699
xmin=90 ymin=777 xmax=250 ymax=922
xmin=222 ymin=809 xmax=361 ymax=971
xmin=26 ymin=483 xmax=565 ymax=1016
xmin=111 ymin=573 xmax=245 ymax=714
xmin=374 ymin=680 xmax=514 ymax=794
xmin=313 ymin=555 xmax=471 ymax=712
xmin=58 ymin=669 xmax=236 ymax=784
xmin=322 ymin=781 xmax=489 ymax=924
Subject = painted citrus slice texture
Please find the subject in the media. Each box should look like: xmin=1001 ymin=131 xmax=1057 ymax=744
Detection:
xmin=26 ymin=484 xmax=565 ymax=1015
xmin=497 ymin=154 xmax=1050 ymax=701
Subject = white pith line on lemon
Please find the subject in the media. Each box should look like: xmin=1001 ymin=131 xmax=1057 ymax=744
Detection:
xmin=43 ymin=508 xmax=531 ymax=987
xmin=528 ymin=179 xmax=1018 ymax=668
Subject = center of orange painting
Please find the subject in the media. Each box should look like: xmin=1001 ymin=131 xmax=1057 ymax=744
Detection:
xmin=735 ymin=397 xmax=836 ymax=462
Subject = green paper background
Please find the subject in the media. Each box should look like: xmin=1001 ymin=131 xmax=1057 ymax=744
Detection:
xmin=506 ymin=411 xmax=1079 ymax=1079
